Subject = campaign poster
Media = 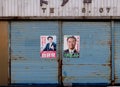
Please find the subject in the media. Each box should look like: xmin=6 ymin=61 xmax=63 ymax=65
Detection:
xmin=63 ymin=35 xmax=80 ymax=58
xmin=40 ymin=36 xmax=57 ymax=58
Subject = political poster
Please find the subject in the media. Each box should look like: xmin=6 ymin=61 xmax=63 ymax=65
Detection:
xmin=40 ymin=36 xmax=56 ymax=58
xmin=63 ymin=35 xmax=80 ymax=58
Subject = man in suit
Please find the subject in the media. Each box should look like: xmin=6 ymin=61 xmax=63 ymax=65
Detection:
xmin=63 ymin=36 xmax=79 ymax=58
xmin=43 ymin=36 xmax=56 ymax=51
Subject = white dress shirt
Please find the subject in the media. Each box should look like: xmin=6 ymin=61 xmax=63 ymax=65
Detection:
xmin=69 ymin=49 xmax=75 ymax=54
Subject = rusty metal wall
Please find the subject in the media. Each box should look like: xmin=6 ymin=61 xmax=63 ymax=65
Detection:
xmin=10 ymin=22 xmax=59 ymax=84
xmin=62 ymin=22 xmax=111 ymax=85
xmin=0 ymin=0 xmax=120 ymax=18
xmin=0 ymin=21 xmax=9 ymax=86
xmin=114 ymin=22 xmax=120 ymax=84
xmin=9 ymin=21 xmax=120 ymax=86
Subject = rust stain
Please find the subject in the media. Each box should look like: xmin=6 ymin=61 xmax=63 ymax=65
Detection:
xmin=11 ymin=55 xmax=26 ymax=60
xmin=62 ymin=76 xmax=66 ymax=81
xmin=62 ymin=76 xmax=76 ymax=81
xmin=63 ymin=64 xmax=111 ymax=66
xmin=115 ymin=76 xmax=118 ymax=80
xmin=0 ymin=21 xmax=9 ymax=86
xmin=0 ymin=16 xmax=119 ymax=20
xmin=102 ymin=64 xmax=111 ymax=67
xmin=107 ymin=40 xmax=112 ymax=45
xmin=58 ymin=59 xmax=62 ymax=85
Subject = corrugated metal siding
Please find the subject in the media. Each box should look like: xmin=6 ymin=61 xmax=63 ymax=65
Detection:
xmin=114 ymin=22 xmax=120 ymax=83
xmin=0 ymin=0 xmax=120 ymax=17
xmin=62 ymin=22 xmax=111 ymax=83
xmin=11 ymin=22 xmax=59 ymax=84
xmin=10 ymin=21 xmax=120 ymax=85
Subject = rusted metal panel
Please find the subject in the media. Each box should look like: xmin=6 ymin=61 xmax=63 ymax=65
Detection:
xmin=10 ymin=21 xmax=120 ymax=86
xmin=0 ymin=21 xmax=9 ymax=86
xmin=114 ymin=22 xmax=120 ymax=84
xmin=0 ymin=0 xmax=119 ymax=18
xmin=11 ymin=22 xmax=59 ymax=84
xmin=62 ymin=22 xmax=111 ymax=85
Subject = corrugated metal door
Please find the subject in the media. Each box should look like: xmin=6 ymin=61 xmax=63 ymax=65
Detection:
xmin=11 ymin=21 xmax=113 ymax=86
xmin=62 ymin=22 xmax=111 ymax=85
xmin=11 ymin=22 xmax=59 ymax=84
xmin=114 ymin=22 xmax=120 ymax=84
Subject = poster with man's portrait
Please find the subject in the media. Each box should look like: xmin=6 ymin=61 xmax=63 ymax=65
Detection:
xmin=40 ymin=35 xmax=57 ymax=58
xmin=63 ymin=35 xmax=80 ymax=58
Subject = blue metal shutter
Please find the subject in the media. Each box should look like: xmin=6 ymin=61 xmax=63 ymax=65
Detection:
xmin=62 ymin=22 xmax=111 ymax=84
xmin=114 ymin=22 xmax=120 ymax=84
xmin=11 ymin=22 xmax=59 ymax=84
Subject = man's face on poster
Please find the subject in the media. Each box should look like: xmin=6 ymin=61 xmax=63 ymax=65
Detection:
xmin=48 ymin=38 xmax=53 ymax=43
xmin=67 ymin=38 xmax=76 ymax=50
